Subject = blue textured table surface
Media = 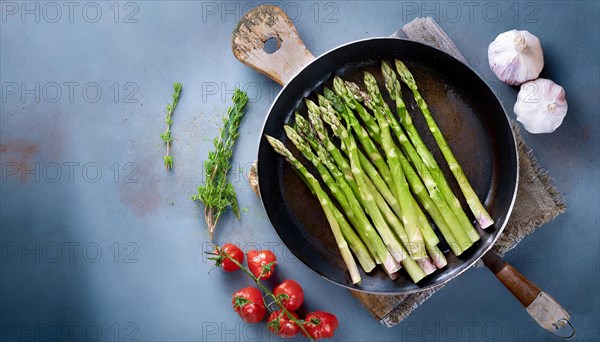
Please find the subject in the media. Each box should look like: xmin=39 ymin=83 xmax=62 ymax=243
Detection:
xmin=1 ymin=1 xmax=598 ymax=341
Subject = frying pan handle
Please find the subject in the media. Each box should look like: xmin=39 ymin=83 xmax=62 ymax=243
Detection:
xmin=482 ymin=252 xmax=574 ymax=339
xmin=231 ymin=5 xmax=315 ymax=86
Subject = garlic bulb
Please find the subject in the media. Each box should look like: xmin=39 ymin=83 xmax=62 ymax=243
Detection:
xmin=488 ymin=29 xmax=544 ymax=85
xmin=514 ymin=78 xmax=567 ymax=134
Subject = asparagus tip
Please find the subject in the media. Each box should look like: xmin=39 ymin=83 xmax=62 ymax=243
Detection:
xmin=363 ymin=70 xmax=376 ymax=80
xmin=323 ymin=86 xmax=334 ymax=97
xmin=317 ymin=94 xmax=329 ymax=107
xmin=305 ymin=98 xmax=319 ymax=113
xmin=381 ymin=60 xmax=392 ymax=71
xmin=265 ymin=135 xmax=285 ymax=153
xmin=394 ymin=59 xmax=416 ymax=87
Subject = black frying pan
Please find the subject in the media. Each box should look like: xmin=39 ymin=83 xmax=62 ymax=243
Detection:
xmin=231 ymin=5 xmax=572 ymax=337
xmin=258 ymin=39 xmax=517 ymax=293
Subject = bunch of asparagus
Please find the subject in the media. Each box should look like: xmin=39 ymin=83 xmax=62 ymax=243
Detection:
xmin=266 ymin=60 xmax=493 ymax=284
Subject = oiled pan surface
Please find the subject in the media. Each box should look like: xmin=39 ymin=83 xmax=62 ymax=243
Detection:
xmin=258 ymin=39 xmax=518 ymax=294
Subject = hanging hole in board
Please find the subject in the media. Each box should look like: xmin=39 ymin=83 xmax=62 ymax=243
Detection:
xmin=263 ymin=36 xmax=280 ymax=54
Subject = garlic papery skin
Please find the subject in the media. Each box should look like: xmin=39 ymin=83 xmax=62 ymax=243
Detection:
xmin=488 ymin=29 xmax=544 ymax=86
xmin=514 ymin=78 xmax=568 ymax=134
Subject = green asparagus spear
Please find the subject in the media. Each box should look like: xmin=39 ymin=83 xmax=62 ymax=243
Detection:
xmin=314 ymin=142 xmax=406 ymax=247
xmin=302 ymin=107 xmax=407 ymax=246
xmin=284 ymin=125 xmax=383 ymax=273
xmin=325 ymin=85 xmax=441 ymax=248
xmin=318 ymin=94 xmax=393 ymax=186
xmin=426 ymin=242 xmax=448 ymax=269
xmin=381 ymin=62 xmax=474 ymax=250
xmin=382 ymin=62 xmax=479 ymax=243
xmin=266 ymin=135 xmax=362 ymax=284
xmin=363 ymin=71 xmax=427 ymax=260
xmin=305 ymin=104 xmax=404 ymax=269
xmin=317 ymin=101 xmax=433 ymax=284
xmin=395 ymin=60 xmax=494 ymax=229
xmin=303 ymin=100 xmax=433 ymax=270
xmin=319 ymin=91 xmax=402 ymax=217
xmin=302 ymin=105 xmax=403 ymax=222
xmin=305 ymin=103 xmax=401 ymax=222
xmin=298 ymin=113 xmax=409 ymax=249
xmin=397 ymin=151 xmax=461 ymax=254
xmin=320 ymin=92 xmax=436 ymax=255
xmin=343 ymin=125 xmax=425 ymax=282
xmin=333 ymin=76 xmax=382 ymax=144
xmin=318 ymin=91 xmax=396 ymax=196
xmin=346 ymin=78 xmax=473 ymax=254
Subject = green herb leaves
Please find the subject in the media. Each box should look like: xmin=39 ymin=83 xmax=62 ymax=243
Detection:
xmin=162 ymin=82 xmax=182 ymax=170
xmin=191 ymin=89 xmax=248 ymax=240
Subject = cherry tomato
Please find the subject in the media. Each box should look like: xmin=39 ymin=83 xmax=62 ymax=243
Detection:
xmin=267 ymin=310 xmax=300 ymax=338
xmin=302 ymin=311 xmax=339 ymax=340
xmin=232 ymin=287 xmax=266 ymax=323
xmin=214 ymin=244 xmax=243 ymax=272
xmin=274 ymin=280 xmax=304 ymax=312
xmin=247 ymin=250 xmax=277 ymax=280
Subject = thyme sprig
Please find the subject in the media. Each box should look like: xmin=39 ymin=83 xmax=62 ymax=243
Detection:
xmin=191 ymin=89 xmax=248 ymax=240
xmin=160 ymin=82 xmax=182 ymax=170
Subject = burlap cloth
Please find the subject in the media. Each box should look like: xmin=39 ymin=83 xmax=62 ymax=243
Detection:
xmin=350 ymin=17 xmax=567 ymax=327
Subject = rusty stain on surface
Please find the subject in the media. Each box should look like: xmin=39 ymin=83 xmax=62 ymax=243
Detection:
xmin=24 ymin=144 xmax=38 ymax=154
xmin=1 ymin=111 xmax=64 ymax=157
xmin=0 ymin=139 xmax=39 ymax=155
xmin=117 ymin=161 xmax=162 ymax=217
xmin=0 ymin=137 xmax=40 ymax=181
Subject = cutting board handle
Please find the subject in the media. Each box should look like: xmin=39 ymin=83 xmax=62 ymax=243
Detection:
xmin=483 ymin=252 xmax=574 ymax=339
xmin=231 ymin=5 xmax=315 ymax=86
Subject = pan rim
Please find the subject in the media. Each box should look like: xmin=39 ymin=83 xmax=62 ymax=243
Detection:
xmin=256 ymin=37 xmax=520 ymax=294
